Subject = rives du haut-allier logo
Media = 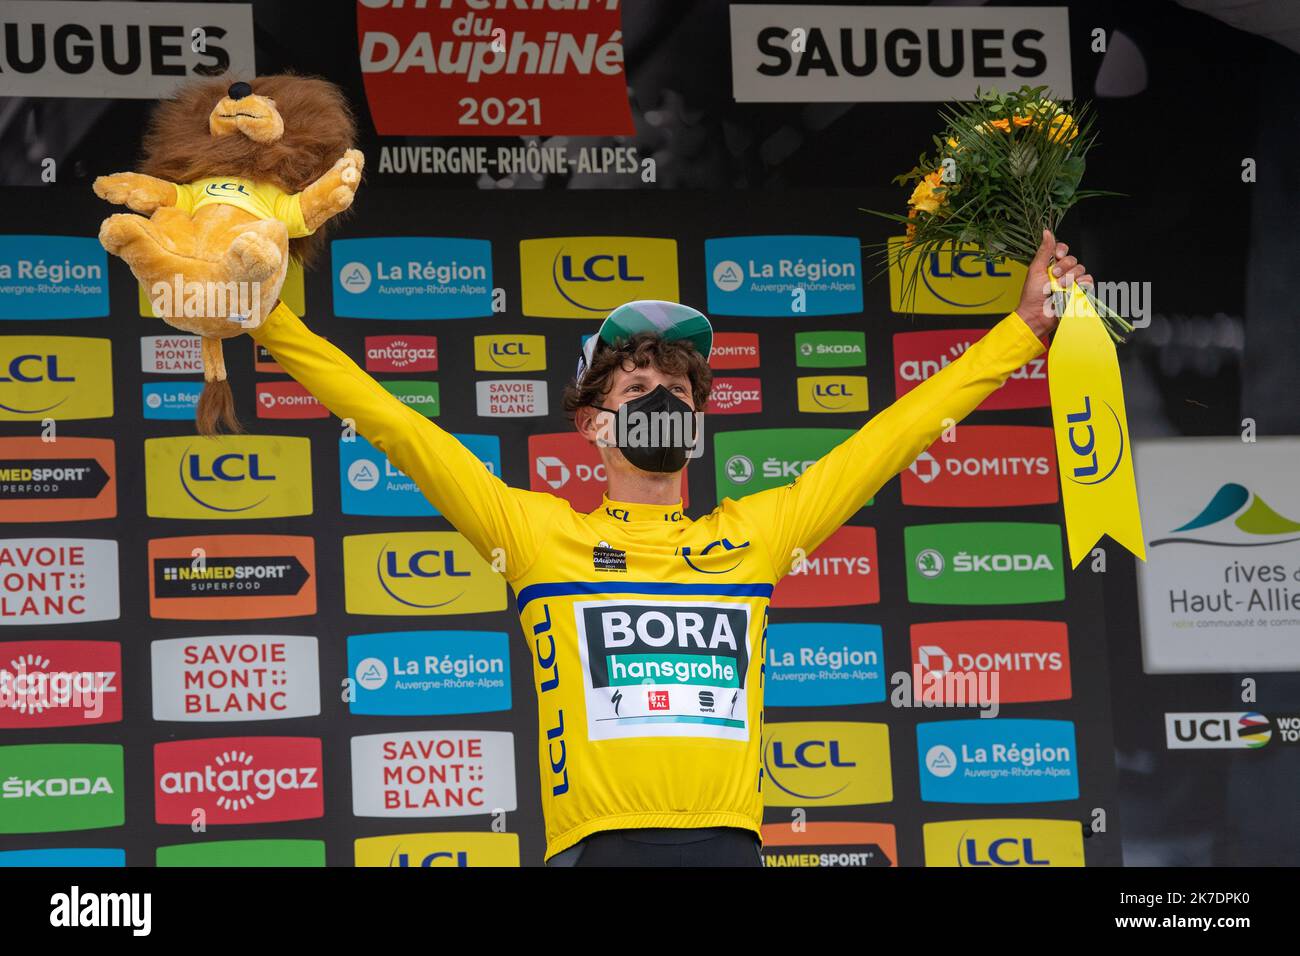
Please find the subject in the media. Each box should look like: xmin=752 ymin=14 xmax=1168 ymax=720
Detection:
xmin=592 ymin=404 xmax=706 ymax=459
xmin=1154 ymin=482 xmax=1300 ymax=549
xmin=149 ymin=274 xmax=261 ymax=326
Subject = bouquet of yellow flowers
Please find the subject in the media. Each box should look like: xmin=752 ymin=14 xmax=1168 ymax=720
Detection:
xmin=870 ymin=84 xmax=1131 ymax=341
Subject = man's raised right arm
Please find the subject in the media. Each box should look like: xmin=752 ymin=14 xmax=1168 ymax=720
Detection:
xmin=249 ymin=301 xmax=559 ymax=580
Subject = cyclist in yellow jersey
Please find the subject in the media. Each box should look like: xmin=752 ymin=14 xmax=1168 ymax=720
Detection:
xmin=250 ymin=229 xmax=1091 ymax=866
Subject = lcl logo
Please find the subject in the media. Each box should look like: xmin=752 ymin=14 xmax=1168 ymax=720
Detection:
xmin=1065 ymin=395 xmax=1124 ymax=485
xmin=556 ymin=254 xmax=644 ymax=283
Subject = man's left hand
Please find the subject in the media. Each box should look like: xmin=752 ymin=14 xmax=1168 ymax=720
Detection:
xmin=1016 ymin=228 xmax=1093 ymax=337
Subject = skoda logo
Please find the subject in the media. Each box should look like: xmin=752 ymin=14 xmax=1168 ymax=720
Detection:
xmin=915 ymin=548 xmax=945 ymax=578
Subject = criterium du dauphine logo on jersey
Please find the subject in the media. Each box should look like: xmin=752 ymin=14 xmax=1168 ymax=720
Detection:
xmin=332 ymin=238 xmax=493 ymax=319
xmin=347 ymin=630 xmax=511 ymax=717
xmin=922 ymin=819 xmax=1085 ymax=867
xmin=575 ymin=599 xmax=752 ymax=741
xmin=705 ymin=236 xmax=862 ymax=316
xmin=519 ymin=237 xmax=679 ymax=318
xmin=0 ymin=336 xmax=112 ymax=421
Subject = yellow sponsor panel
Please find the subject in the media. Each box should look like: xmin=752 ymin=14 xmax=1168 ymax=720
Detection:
xmin=797 ymin=376 xmax=869 ymax=413
xmin=144 ymin=435 xmax=313 ymax=519
xmin=0 ymin=336 xmax=112 ymax=421
xmin=474 ymin=334 xmax=547 ymax=372
xmin=762 ymin=721 xmax=892 ymax=807
xmin=355 ymin=832 xmax=521 ymax=867
xmin=923 ymin=818 xmax=1085 ymax=867
xmin=887 ymin=237 xmax=1024 ymax=315
xmin=343 ymin=531 xmax=506 ymax=615
xmin=138 ymin=258 xmax=305 ymax=317
xmin=519 ymin=237 xmax=679 ymax=318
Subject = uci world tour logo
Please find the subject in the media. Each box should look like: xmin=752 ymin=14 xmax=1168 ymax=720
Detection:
xmin=1150 ymin=482 xmax=1300 ymax=549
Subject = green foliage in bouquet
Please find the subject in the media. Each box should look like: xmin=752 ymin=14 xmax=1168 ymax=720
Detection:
xmin=866 ymin=85 xmax=1131 ymax=341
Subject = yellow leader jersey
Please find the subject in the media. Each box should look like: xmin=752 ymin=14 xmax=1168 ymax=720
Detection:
xmin=251 ymin=301 xmax=1046 ymax=859
xmin=172 ymin=177 xmax=312 ymax=238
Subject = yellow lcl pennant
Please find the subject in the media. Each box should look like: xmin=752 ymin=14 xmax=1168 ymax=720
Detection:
xmin=1047 ymin=280 xmax=1146 ymax=568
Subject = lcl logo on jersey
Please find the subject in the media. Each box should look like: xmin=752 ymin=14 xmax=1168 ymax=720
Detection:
xmin=144 ymin=436 xmax=312 ymax=520
xmin=0 ymin=437 xmax=116 ymax=522
xmin=0 ymin=336 xmax=112 ymax=421
xmin=519 ymin=238 xmax=679 ymax=318
xmin=903 ymin=425 xmax=1058 ymax=507
xmin=886 ymin=238 xmax=1025 ymax=314
xmin=922 ymin=819 xmax=1085 ymax=867
xmin=0 ymin=640 xmax=121 ymax=728
xmin=796 ymin=376 xmax=868 ymax=413
xmin=677 ymin=538 xmax=750 ymax=574
xmin=760 ymin=821 xmax=898 ymax=867
xmin=473 ymin=334 xmax=546 ymax=372
xmin=894 ymin=329 xmax=1048 ymax=410
xmin=762 ymin=721 xmax=893 ymax=807
xmin=342 ymin=532 xmax=506 ymax=616
xmin=354 ymin=832 xmax=521 ymax=867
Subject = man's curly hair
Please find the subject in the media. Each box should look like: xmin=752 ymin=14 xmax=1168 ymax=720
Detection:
xmin=562 ymin=331 xmax=713 ymax=416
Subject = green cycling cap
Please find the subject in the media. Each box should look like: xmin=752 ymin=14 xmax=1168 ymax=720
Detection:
xmin=576 ymin=300 xmax=713 ymax=384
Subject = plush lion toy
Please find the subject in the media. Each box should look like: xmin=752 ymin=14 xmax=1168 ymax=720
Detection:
xmin=94 ymin=74 xmax=363 ymax=433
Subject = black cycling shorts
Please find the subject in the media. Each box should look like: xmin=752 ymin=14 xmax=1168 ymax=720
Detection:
xmin=546 ymin=826 xmax=764 ymax=867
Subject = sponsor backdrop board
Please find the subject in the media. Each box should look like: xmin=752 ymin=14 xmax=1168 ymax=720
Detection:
xmin=0 ymin=0 xmax=1289 ymax=867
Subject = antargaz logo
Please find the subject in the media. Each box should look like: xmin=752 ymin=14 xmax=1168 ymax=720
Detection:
xmin=1152 ymin=482 xmax=1300 ymax=549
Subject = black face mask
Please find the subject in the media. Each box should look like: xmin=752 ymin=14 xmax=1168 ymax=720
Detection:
xmin=594 ymin=384 xmax=699 ymax=473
